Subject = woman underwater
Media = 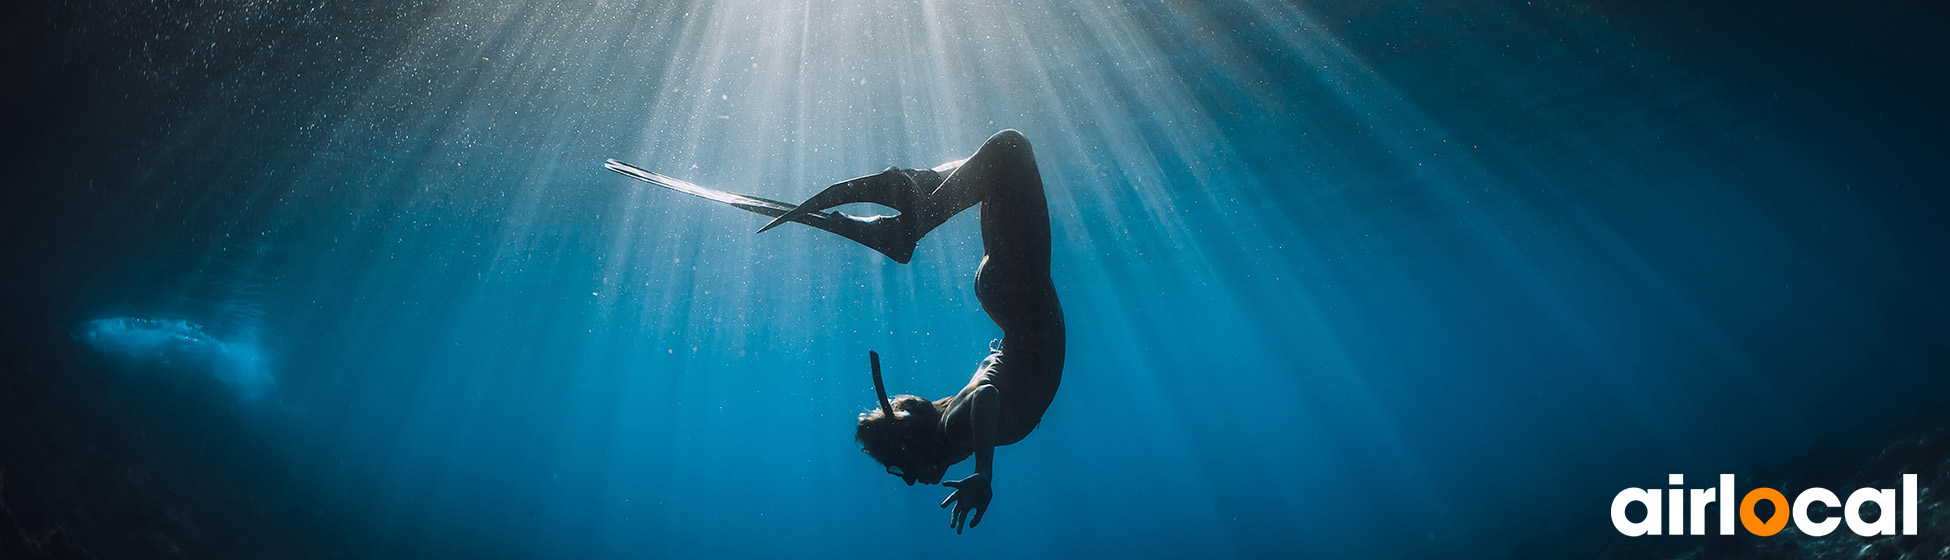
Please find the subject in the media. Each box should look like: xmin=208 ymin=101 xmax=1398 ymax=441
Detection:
xmin=606 ymin=129 xmax=1064 ymax=533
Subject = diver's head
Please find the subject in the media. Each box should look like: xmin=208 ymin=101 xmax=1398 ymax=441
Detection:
xmin=856 ymin=350 xmax=952 ymax=485
xmin=857 ymin=394 xmax=951 ymax=485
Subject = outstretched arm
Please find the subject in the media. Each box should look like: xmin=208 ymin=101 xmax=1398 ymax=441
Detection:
xmin=941 ymin=383 xmax=999 ymax=533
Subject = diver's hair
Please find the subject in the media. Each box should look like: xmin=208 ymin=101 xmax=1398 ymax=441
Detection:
xmin=856 ymin=394 xmax=952 ymax=469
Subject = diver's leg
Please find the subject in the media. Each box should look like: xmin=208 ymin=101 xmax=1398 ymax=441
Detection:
xmin=911 ymin=130 xmax=1049 ymax=261
xmin=938 ymin=131 xmax=1051 ymax=268
xmin=760 ymin=130 xmax=1049 ymax=266
xmin=949 ymin=130 xmax=1059 ymax=335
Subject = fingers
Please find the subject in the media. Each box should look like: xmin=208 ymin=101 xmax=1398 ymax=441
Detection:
xmin=945 ymin=504 xmax=986 ymax=533
xmin=942 ymin=479 xmax=961 ymax=489
xmin=938 ymin=488 xmax=984 ymax=534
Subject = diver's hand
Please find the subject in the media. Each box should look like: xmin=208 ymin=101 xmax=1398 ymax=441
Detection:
xmin=940 ymin=472 xmax=992 ymax=533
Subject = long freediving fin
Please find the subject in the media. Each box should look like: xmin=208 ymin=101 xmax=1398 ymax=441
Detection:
xmin=605 ymin=159 xmax=919 ymax=263
xmin=757 ymin=167 xmax=926 ymax=234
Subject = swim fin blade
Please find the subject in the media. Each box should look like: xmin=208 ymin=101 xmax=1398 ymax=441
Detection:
xmin=757 ymin=167 xmax=922 ymax=234
xmin=605 ymin=159 xmax=917 ymax=263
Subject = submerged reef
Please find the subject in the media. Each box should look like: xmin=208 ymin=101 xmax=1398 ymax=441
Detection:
xmin=71 ymin=317 xmax=273 ymax=401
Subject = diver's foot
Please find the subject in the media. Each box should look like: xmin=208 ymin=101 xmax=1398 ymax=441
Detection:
xmin=839 ymin=212 xmax=921 ymax=263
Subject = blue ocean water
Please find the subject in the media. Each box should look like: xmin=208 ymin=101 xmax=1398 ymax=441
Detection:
xmin=3 ymin=0 xmax=1947 ymax=558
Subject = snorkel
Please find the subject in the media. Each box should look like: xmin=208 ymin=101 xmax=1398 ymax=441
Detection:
xmin=870 ymin=350 xmax=895 ymax=418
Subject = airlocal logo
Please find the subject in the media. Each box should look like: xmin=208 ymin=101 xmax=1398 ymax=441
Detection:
xmin=1612 ymin=474 xmax=1919 ymax=537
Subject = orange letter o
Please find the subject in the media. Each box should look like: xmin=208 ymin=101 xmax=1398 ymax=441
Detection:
xmin=1740 ymin=488 xmax=1789 ymax=536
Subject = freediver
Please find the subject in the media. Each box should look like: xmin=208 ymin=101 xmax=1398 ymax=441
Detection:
xmin=605 ymin=129 xmax=1064 ymax=533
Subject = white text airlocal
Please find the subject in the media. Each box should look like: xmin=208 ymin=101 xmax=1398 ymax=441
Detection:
xmin=1611 ymin=474 xmax=1919 ymax=537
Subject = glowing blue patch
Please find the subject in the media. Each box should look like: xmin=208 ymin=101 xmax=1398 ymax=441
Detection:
xmin=73 ymin=317 xmax=274 ymax=401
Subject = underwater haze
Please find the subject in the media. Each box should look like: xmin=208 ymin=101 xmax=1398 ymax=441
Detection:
xmin=3 ymin=0 xmax=1948 ymax=558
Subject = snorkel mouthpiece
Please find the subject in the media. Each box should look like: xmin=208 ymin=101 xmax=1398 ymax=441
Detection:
xmin=870 ymin=350 xmax=895 ymax=419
